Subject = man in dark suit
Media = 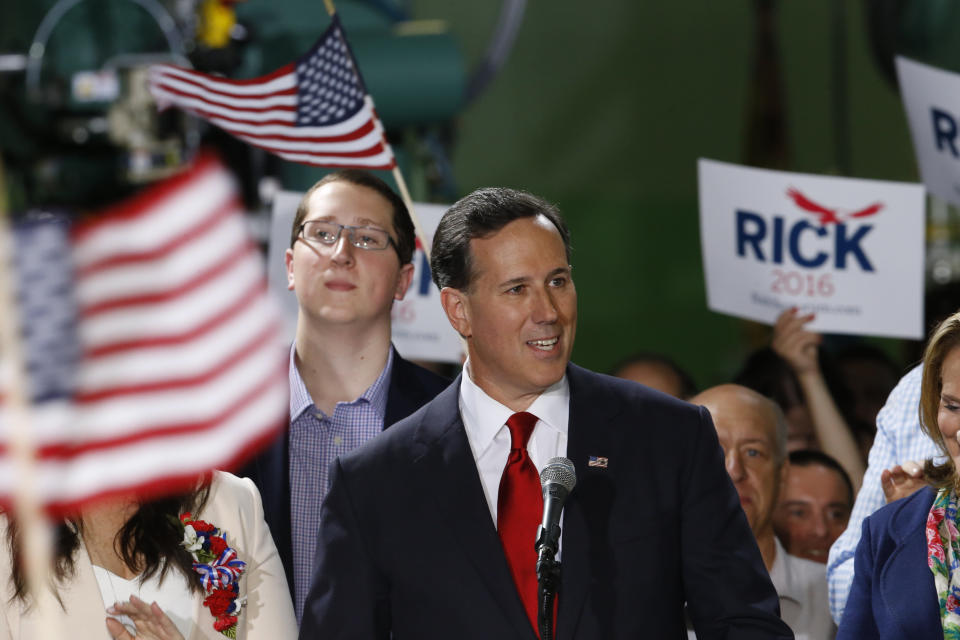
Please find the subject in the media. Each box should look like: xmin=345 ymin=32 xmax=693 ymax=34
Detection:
xmin=241 ymin=170 xmax=447 ymax=620
xmin=300 ymin=187 xmax=791 ymax=638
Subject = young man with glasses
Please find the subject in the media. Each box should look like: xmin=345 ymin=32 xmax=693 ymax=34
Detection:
xmin=241 ymin=170 xmax=449 ymax=621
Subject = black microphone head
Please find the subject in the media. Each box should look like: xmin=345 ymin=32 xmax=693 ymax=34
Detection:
xmin=540 ymin=456 xmax=576 ymax=492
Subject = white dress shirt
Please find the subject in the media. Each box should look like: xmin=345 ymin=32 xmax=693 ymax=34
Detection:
xmin=94 ymin=565 xmax=196 ymax=638
xmin=769 ymin=538 xmax=836 ymax=640
xmin=687 ymin=538 xmax=835 ymax=639
xmin=458 ymin=361 xmax=570 ymax=527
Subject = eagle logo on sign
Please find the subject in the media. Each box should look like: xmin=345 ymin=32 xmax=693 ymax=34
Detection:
xmin=786 ymin=187 xmax=884 ymax=226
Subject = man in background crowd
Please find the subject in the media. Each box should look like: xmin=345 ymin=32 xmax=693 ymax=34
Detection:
xmin=241 ymin=170 xmax=448 ymax=620
xmin=774 ymin=450 xmax=853 ymax=564
xmin=736 ymin=309 xmax=865 ymax=494
xmin=693 ymin=384 xmax=836 ymax=639
xmin=611 ymin=351 xmax=697 ymax=399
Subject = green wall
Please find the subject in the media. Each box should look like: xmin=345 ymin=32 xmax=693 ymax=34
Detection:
xmin=413 ymin=1 xmax=918 ymax=386
xmin=1 ymin=0 xmax=922 ymax=387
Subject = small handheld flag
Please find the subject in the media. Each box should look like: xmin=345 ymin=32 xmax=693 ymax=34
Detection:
xmin=148 ymin=16 xmax=395 ymax=170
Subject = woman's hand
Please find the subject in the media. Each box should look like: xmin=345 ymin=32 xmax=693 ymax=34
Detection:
xmin=105 ymin=595 xmax=185 ymax=640
xmin=881 ymin=460 xmax=926 ymax=503
xmin=772 ymin=307 xmax=821 ymax=376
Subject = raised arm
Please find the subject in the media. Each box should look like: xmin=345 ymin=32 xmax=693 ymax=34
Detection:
xmin=772 ymin=308 xmax=865 ymax=491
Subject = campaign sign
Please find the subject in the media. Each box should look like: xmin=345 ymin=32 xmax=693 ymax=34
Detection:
xmin=268 ymin=192 xmax=462 ymax=363
xmin=897 ymin=56 xmax=960 ymax=207
xmin=698 ymin=159 xmax=925 ymax=338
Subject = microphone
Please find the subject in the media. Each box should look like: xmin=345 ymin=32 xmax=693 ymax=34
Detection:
xmin=534 ymin=457 xmax=576 ymax=640
xmin=535 ymin=457 xmax=577 ymax=561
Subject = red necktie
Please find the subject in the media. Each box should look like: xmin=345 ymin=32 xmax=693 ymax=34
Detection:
xmin=498 ymin=411 xmax=543 ymax=636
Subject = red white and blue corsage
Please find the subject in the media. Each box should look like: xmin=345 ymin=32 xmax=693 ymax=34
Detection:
xmin=179 ymin=512 xmax=247 ymax=638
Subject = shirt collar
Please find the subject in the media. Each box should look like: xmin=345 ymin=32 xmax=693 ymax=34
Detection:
xmin=288 ymin=343 xmax=394 ymax=420
xmin=769 ymin=536 xmax=800 ymax=604
xmin=363 ymin=346 xmax=394 ymax=420
xmin=289 ymin=343 xmax=313 ymax=420
xmin=459 ymin=359 xmax=569 ymax=456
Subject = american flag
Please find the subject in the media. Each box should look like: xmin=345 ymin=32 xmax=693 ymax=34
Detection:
xmin=7 ymin=214 xmax=80 ymax=405
xmin=148 ymin=15 xmax=395 ymax=170
xmin=0 ymin=151 xmax=288 ymax=514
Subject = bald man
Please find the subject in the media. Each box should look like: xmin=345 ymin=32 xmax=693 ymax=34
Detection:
xmin=611 ymin=352 xmax=697 ymax=399
xmin=691 ymin=384 xmax=835 ymax=640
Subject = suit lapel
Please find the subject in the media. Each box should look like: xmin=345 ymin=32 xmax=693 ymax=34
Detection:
xmin=252 ymin=431 xmax=294 ymax=598
xmin=60 ymin=538 xmax=133 ymax=640
xmin=188 ymin=595 xmax=210 ymax=640
xmin=881 ymin=489 xmax=941 ymax=637
xmin=385 ymin=350 xmax=420 ymax=428
xmin=411 ymin=378 xmax=537 ymax=639
xmin=557 ymin=365 xmax=623 ymax=640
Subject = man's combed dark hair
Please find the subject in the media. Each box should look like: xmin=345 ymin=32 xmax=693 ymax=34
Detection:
xmin=430 ymin=187 xmax=571 ymax=291
xmin=290 ymin=170 xmax=416 ymax=265
xmin=6 ymin=480 xmax=211 ymax=604
xmin=788 ymin=449 xmax=855 ymax=509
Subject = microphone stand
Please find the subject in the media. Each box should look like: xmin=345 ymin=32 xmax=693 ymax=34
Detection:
xmin=535 ymin=523 xmax=561 ymax=640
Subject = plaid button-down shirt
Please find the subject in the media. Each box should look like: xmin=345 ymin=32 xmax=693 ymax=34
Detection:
xmin=288 ymin=345 xmax=393 ymax=622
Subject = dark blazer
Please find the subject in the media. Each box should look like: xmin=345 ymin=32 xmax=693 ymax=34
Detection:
xmin=837 ymin=486 xmax=941 ymax=640
xmin=239 ymin=349 xmax=449 ymax=600
xmin=299 ymin=364 xmax=792 ymax=639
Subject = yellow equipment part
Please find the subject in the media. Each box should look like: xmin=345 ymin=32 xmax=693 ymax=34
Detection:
xmin=196 ymin=0 xmax=237 ymax=49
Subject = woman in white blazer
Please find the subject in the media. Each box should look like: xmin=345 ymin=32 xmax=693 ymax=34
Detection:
xmin=0 ymin=471 xmax=296 ymax=640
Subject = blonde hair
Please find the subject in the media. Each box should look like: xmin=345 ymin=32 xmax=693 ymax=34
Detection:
xmin=920 ymin=310 xmax=960 ymax=489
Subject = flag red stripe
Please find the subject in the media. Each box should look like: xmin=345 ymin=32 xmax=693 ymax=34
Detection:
xmin=28 ymin=359 xmax=286 ymax=459
xmin=187 ymin=102 xmax=294 ymax=127
xmin=79 ymin=246 xmax=250 ymax=317
xmin=16 ymin=415 xmax=287 ymax=518
xmin=75 ymin=321 xmax=279 ymax=403
xmin=254 ymin=140 xmax=387 ymax=159
xmin=79 ymin=243 xmax=253 ymax=316
xmin=297 ymin=157 xmax=396 ymax=170
xmin=73 ymin=151 xmax=222 ymax=240
xmin=214 ymin=118 xmax=376 ymax=143
xmin=154 ymin=81 xmax=297 ymax=114
xmin=84 ymin=278 xmax=267 ymax=358
xmin=153 ymin=71 xmax=298 ymax=101
xmin=156 ymin=61 xmax=295 ymax=88
xmin=210 ymin=61 xmax=295 ymax=85
xmin=197 ymin=112 xmax=295 ymax=128
xmin=77 ymin=196 xmax=241 ymax=277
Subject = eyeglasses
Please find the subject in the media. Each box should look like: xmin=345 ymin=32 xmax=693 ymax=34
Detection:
xmin=298 ymin=220 xmax=396 ymax=252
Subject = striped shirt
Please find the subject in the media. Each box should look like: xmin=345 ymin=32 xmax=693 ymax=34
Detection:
xmin=288 ymin=345 xmax=393 ymax=622
xmin=826 ymin=363 xmax=939 ymax=622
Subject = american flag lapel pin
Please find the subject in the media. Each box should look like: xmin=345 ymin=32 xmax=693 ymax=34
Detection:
xmin=587 ymin=456 xmax=608 ymax=468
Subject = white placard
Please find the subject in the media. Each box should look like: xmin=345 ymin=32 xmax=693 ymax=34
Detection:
xmin=897 ymin=56 xmax=960 ymax=207
xmin=698 ymin=158 xmax=925 ymax=338
xmin=268 ymin=192 xmax=462 ymax=363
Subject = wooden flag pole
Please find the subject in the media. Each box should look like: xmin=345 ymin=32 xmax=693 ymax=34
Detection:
xmin=0 ymin=157 xmax=61 ymax=639
xmin=321 ymin=0 xmax=433 ymax=261
xmin=391 ymin=165 xmax=431 ymax=262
